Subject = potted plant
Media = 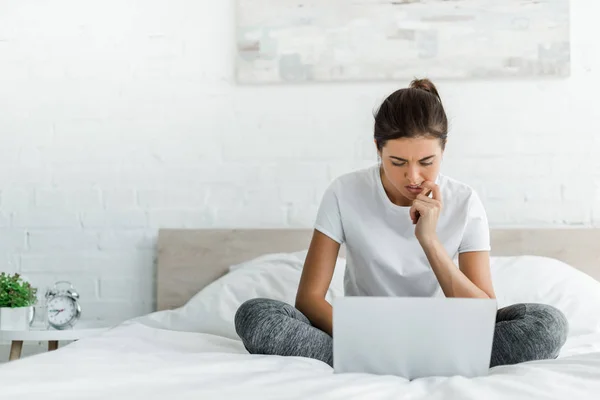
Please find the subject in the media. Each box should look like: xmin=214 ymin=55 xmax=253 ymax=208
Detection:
xmin=0 ymin=273 xmax=38 ymax=330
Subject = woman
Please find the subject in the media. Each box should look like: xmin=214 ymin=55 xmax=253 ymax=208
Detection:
xmin=234 ymin=79 xmax=568 ymax=368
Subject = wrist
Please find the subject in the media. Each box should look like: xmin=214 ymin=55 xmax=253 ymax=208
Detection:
xmin=418 ymin=234 xmax=440 ymax=249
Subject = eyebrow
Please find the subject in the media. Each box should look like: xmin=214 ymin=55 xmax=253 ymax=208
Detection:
xmin=389 ymin=155 xmax=436 ymax=162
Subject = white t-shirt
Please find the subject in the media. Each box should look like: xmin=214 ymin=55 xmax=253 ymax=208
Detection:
xmin=314 ymin=164 xmax=491 ymax=298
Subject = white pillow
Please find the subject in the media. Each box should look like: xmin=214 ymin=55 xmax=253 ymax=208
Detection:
xmin=139 ymin=251 xmax=346 ymax=340
xmin=490 ymin=255 xmax=600 ymax=336
xmin=140 ymin=252 xmax=600 ymax=340
xmin=229 ymin=249 xmax=347 ymax=290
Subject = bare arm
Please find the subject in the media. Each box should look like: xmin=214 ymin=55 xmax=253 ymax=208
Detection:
xmin=412 ymin=182 xmax=495 ymax=300
xmin=420 ymin=238 xmax=495 ymax=299
xmin=295 ymin=230 xmax=341 ymax=337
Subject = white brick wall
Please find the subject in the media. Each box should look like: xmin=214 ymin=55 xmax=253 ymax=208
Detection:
xmin=0 ymin=0 xmax=599 ymax=331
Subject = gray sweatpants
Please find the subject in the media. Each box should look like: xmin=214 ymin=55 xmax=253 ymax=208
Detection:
xmin=234 ymin=298 xmax=568 ymax=368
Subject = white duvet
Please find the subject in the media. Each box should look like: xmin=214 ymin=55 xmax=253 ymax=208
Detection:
xmin=1 ymin=252 xmax=599 ymax=399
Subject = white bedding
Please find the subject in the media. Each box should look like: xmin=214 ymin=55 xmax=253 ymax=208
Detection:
xmin=1 ymin=253 xmax=599 ymax=399
xmin=0 ymin=321 xmax=599 ymax=400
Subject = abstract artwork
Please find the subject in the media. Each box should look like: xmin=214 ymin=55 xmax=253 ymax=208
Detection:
xmin=235 ymin=0 xmax=570 ymax=83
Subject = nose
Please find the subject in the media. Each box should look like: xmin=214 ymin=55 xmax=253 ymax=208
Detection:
xmin=406 ymin=165 xmax=421 ymax=185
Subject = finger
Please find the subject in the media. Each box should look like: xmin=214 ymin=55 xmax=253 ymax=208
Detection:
xmin=419 ymin=186 xmax=432 ymax=197
xmin=432 ymin=185 xmax=441 ymax=202
xmin=418 ymin=182 xmax=433 ymax=198
xmin=417 ymin=194 xmax=442 ymax=211
xmin=421 ymin=181 xmax=441 ymax=201
xmin=417 ymin=193 xmax=436 ymax=203
xmin=412 ymin=199 xmax=429 ymax=214
xmin=410 ymin=200 xmax=426 ymax=223
xmin=410 ymin=204 xmax=418 ymax=224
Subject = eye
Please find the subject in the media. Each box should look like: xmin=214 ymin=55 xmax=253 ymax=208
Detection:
xmin=391 ymin=161 xmax=434 ymax=167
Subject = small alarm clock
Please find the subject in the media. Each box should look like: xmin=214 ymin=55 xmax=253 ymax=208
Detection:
xmin=45 ymin=281 xmax=81 ymax=330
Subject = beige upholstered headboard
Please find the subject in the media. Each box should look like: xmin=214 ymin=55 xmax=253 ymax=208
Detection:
xmin=156 ymin=228 xmax=600 ymax=311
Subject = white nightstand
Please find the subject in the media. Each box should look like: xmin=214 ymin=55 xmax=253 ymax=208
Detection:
xmin=0 ymin=321 xmax=115 ymax=361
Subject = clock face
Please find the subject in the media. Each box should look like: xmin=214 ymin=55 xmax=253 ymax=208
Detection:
xmin=47 ymin=296 xmax=78 ymax=327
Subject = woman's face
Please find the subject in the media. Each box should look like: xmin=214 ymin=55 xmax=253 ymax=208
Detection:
xmin=377 ymin=137 xmax=444 ymax=206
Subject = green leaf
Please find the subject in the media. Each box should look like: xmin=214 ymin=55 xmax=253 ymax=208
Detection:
xmin=0 ymin=272 xmax=38 ymax=308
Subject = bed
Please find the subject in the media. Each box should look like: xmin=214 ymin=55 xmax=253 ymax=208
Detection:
xmin=0 ymin=228 xmax=599 ymax=399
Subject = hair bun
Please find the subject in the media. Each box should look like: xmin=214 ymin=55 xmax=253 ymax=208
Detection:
xmin=409 ymin=78 xmax=440 ymax=100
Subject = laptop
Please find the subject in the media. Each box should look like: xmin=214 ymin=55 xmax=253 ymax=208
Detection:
xmin=332 ymin=296 xmax=497 ymax=379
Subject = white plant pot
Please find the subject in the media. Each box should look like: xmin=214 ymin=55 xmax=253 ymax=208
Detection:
xmin=0 ymin=306 xmax=34 ymax=331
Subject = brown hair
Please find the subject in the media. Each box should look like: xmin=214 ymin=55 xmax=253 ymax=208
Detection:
xmin=373 ymin=78 xmax=448 ymax=151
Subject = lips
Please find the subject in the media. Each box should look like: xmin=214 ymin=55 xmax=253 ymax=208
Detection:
xmin=405 ymin=185 xmax=422 ymax=194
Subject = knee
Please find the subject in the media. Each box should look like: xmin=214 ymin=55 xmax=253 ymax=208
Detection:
xmin=527 ymin=304 xmax=569 ymax=353
xmin=234 ymin=298 xmax=283 ymax=341
xmin=235 ymin=298 xmax=268 ymax=337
